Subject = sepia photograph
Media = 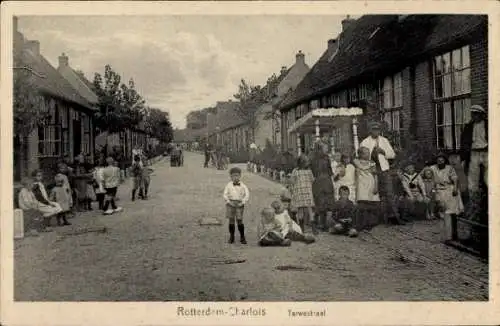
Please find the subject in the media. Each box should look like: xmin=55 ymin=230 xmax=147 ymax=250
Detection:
xmin=1 ymin=1 xmax=498 ymax=325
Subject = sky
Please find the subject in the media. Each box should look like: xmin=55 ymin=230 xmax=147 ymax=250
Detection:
xmin=19 ymin=15 xmax=345 ymax=128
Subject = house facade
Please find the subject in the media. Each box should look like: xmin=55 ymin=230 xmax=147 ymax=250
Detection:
xmin=253 ymin=51 xmax=310 ymax=149
xmin=14 ymin=17 xmax=97 ymax=181
xmin=279 ymin=15 xmax=488 ymax=159
xmin=206 ymin=101 xmax=250 ymax=153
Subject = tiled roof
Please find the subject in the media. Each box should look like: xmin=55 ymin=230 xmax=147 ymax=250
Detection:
xmin=16 ymin=43 xmax=95 ymax=111
xmin=281 ymin=14 xmax=487 ymax=110
xmin=58 ymin=66 xmax=99 ymax=105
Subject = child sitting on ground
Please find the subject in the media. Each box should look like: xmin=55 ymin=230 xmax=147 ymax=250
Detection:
xmin=271 ymin=200 xmax=315 ymax=244
xmin=18 ymin=176 xmax=62 ymax=233
xmin=329 ymin=185 xmax=358 ymax=237
xmin=258 ymin=207 xmax=292 ymax=247
xmin=23 ymin=171 xmax=64 ymax=229
xmin=398 ymin=162 xmax=429 ymax=221
xmin=49 ymin=174 xmax=72 ymax=226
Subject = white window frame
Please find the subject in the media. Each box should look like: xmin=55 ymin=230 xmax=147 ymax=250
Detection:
xmin=433 ymin=45 xmax=472 ymax=150
xmin=38 ymin=99 xmax=62 ymax=158
xmin=379 ymin=71 xmax=404 ymax=149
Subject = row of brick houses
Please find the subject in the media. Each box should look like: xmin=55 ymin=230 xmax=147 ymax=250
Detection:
xmin=278 ymin=14 xmax=488 ymax=158
xmin=13 ymin=17 xmax=157 ymax=182
xmin=175 ymin=50 xmax=311 ymax=154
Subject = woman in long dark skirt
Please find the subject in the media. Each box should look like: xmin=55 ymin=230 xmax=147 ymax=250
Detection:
xmin=309 ymin=140 xmax=335 ymax=234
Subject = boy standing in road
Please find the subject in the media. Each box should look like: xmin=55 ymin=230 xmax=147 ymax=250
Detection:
xmin=223 ymin=167 xmax=250 ymax=244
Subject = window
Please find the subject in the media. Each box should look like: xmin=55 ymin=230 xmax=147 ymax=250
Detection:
xmin=329 ymin=93 xmax=341 ymax=107
xmin=380 ymin=71 xmax=404 ymax=149
xmin=434 ymin=46 xmax=471 ymax=98
xmin=433 ymin=46 xmax=471 ymax=150
xmin=381 ymin=72 xmax=403 ymax=109
xmin=383 ymin=110 xmax=404 ymax=149
xmin=436 ymin=98 xmax=471 ymax=150
xmin=82 ymin=114 xmax=91 ymax=155
xmin=348 ymin=88 xmax=358 ymax=104
xmin=310 ymin=99 xmax=320 ymax=110
xmin=358 ymin=84 xmax=369 ymax=100
xmin=38 ymin=99 xmax=62 ymax=157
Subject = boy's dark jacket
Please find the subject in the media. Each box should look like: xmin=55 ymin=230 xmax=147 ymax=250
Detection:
xmin=460 ymin=119 xmax=488 ymax=174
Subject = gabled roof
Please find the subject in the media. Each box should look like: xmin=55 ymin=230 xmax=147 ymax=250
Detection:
xmin=15 ymin=40 xmax=95 ymax=111
xmin=58 ymin=64 xmax=99 ymax=105
xmin=281 ymin=14 xmax=487 ymax=110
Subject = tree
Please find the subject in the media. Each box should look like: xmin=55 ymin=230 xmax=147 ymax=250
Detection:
xmin=120 ymin=78 xmax=146 ymax=128
xmin=13 ymin=70 xmax=51 ymax=137
xmin=233 ymin=78 xmax=266 ymax=142
xmin=93 ymin=65 xmax=131 ymax=133
xmin=144 ymin=107 xmax=173 ymax=143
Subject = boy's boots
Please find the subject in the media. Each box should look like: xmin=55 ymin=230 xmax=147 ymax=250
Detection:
xmin=228 ymin=224 xmax=235 ymax=244
xmin=132 ymin=189 xmax=136 ymax=201
xmin=238 ymin=223 xmax=247 ymax=244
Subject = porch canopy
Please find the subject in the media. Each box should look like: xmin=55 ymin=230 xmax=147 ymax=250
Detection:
xmin=287 ymin=107 xmax=364 ymax=155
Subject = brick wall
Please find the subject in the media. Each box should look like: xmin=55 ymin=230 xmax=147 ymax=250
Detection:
xmin=470 ymin=34 xmax=488 ymax=110
xmin=413 ymin=60 xmax=436 ymax=151
xmin=401 ymin=66 xmax=413 ymax=145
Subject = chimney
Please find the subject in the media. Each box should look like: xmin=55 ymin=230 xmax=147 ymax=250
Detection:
xmin=295 ymin=50 xmax=305 ymax=65
xmin=58 ymin=52 xmax=69 ymax=67
xmin=13 ymin=16 xmax=24 ymax=51
xmin=341 ymin=14 xmax=355 ymax=32
xmin=328 ymin=38 xmax=338 ymax=52
xmin=24 ymin=40 xmax=40 ymax=55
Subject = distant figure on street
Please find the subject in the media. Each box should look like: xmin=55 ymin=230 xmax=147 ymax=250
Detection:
xmin=460 ymin=104 xmax=488 ymax=197
xmin=360 ymin=121 xmax=403 ymax=224
xmin=203 ymin=143 xmax=213 ymax=168
xmin=223 ymin=167 xmax=250 ymax=244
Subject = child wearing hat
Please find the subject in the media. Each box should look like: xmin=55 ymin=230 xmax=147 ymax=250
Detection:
xmin=223 ymin=167 xmax=250 ymax=244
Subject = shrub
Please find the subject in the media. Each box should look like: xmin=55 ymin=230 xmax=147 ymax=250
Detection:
xmin=227 ymin=150 xmax=249 ymax=163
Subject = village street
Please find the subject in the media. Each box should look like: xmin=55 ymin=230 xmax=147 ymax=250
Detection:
xmin=14 ymin=152 xmax=488 ymax=301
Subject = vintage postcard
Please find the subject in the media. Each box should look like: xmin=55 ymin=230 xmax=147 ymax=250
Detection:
xmin=1 ymin=1 xmax=499 ymax=325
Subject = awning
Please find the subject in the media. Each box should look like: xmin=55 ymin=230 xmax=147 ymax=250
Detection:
xmin=288 ymin=107 xmax=364 ymax=134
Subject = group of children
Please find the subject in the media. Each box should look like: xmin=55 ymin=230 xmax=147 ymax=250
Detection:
xmin=280 ymin=147 xmax=468 ymax=238
xmin=17 ymin=154 xmax=150 ymax=233
xmin=222 ymin=166 xmax=316 ymax=247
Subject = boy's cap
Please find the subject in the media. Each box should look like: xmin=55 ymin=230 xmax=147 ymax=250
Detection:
xmin=470 ymin=104 xmax=486 ymax=114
